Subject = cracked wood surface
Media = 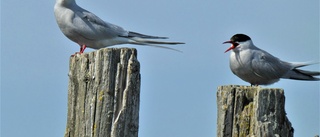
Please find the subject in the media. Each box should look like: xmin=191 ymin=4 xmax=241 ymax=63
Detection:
xmin=217 ymin=85 xmax=294 ymax=137
xmin=65 ymin=48 xmax=140 ymax=137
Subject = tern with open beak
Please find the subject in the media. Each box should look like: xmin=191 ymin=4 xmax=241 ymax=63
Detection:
xmin=223 ymin=34 xmax=320 ymax=85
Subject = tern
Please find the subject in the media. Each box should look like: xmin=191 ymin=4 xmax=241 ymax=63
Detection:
xmin=223 ymin=34 xmax=320 ymax=85
xmin=54 ymin=0 xmax=184 ymax=53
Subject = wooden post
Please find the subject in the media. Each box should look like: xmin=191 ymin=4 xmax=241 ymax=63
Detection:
xmin=65 ymin=48 xmax=140 ymax=137
xmin=216 ymin=85 xmax=294 ymax=137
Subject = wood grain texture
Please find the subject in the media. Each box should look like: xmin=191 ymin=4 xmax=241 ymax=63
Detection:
xmin=217 ymin=85 xmax=294 ymax=137
xmin=65 ymin=48 xmax=140 ymax=137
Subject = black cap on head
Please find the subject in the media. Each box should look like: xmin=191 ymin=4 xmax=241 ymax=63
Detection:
xmin=230 ymin=34 xmax=251 ymax=42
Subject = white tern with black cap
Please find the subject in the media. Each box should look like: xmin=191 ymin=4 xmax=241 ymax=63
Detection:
xmin=223 ymin=34 xmax=319 ymax=85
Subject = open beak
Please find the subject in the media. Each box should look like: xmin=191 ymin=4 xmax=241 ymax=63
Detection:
xmin=223 ymin=41 xmax=235 ymax=53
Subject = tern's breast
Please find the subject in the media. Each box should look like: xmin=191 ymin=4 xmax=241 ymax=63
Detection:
xmin=229 ymin=50 xmax=258 ymax=82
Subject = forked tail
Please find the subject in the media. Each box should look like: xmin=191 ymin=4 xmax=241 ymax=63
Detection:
xmin=284 ymin=62 xmax=320 ymax=81
xmin=125 ymin=31 xmax=185 ymax=52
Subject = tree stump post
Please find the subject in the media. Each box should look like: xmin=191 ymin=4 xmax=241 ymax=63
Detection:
xmin=217 ymin=85 xmax=294 ymax=137
xmin=65 ymin=48 xmax=140 ymax=137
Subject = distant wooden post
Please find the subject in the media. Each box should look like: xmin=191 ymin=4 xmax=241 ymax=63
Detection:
xmin=216 ymin=85 xmax=294 ymax=137
xmin=65 ymin=48 xmax=140 ymax=137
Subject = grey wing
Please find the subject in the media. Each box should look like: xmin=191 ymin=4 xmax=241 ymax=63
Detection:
xmin=250 ymin=50 xmax=292 ymax=80
xmin=72 ymin=9 xmax=129 ymax=40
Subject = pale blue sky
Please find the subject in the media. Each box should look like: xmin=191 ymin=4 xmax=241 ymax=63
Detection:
xmin=1 ymin=0 xmax=319 ymax=137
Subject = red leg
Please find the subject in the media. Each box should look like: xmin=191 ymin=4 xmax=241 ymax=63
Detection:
xmin=80 ymin=45 xmax=87 ymax=53
xmin=71 ymin=45 xmax=87 ymax=56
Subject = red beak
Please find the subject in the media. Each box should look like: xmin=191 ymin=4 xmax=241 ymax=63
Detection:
xmin=223 ymin=41 xmax=235 ymax=53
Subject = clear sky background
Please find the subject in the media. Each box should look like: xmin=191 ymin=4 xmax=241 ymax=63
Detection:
xmin=1 ymin=0 xmax=319 ymax=137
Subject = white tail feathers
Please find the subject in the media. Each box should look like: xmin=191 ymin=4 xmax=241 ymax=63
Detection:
xmin=290 ymin=61 xmax=319 ymax=68
xmin=129 ymin=37 xmax=184 ymax=52
xmin=283 ymin=62 xmax=320 ymax=81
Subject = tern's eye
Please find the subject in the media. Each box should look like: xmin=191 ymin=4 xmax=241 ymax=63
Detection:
xmin=233 ymin=42 xmax=239 ymax=47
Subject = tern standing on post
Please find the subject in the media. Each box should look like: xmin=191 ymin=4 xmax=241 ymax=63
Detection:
xmin=223 ymin=34 xmax=320 ymax=86
xmin=54 ymin=0 xmax=184 ymax=53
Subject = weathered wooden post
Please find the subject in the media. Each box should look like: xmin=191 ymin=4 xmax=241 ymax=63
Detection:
xmin=217 ymin=85 xmax=294 ymax=137
xmin=65 ymin=48 xmax=140 ymax=137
